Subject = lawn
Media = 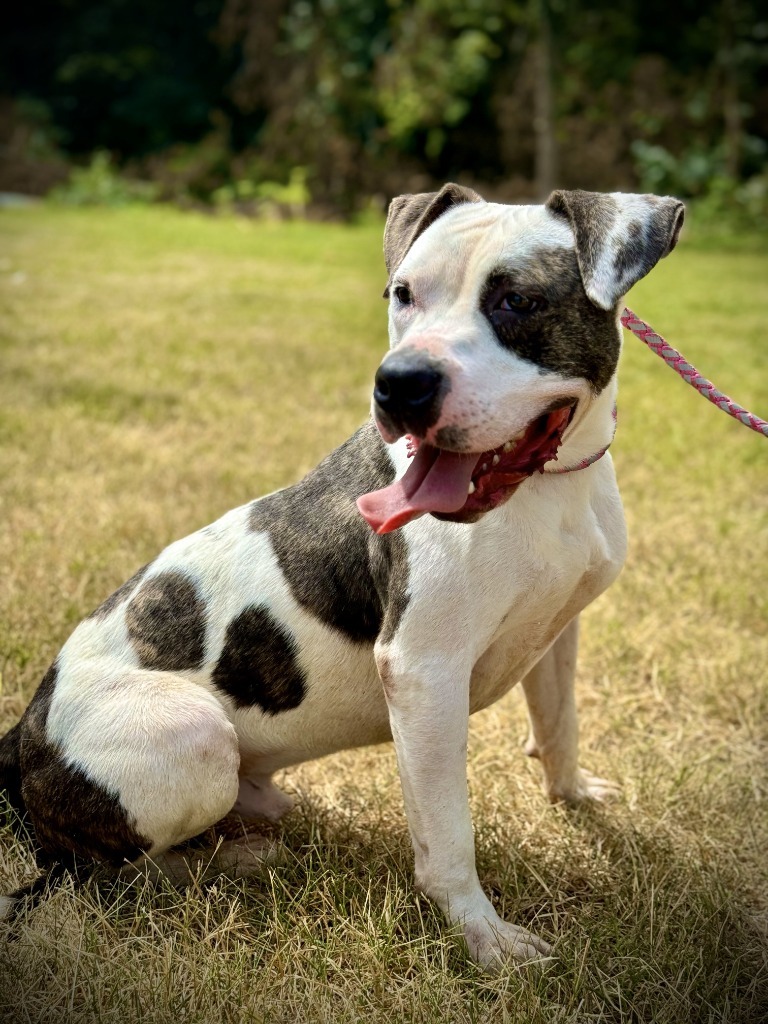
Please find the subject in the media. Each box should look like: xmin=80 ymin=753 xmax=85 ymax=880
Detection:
xmin=0 ymin=203 xmax=766 ymax=1023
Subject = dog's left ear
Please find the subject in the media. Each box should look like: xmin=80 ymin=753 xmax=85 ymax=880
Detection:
xmin=383 ymin=183 xmax=484 ymax=295
xmin=546 ymin=189 xmax=685 ymax=310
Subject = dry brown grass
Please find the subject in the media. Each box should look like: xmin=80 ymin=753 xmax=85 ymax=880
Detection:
xmin=0 ymin=205 xmax=766 ymax=1023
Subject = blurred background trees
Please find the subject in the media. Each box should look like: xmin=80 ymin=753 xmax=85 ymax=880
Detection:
xmin=1 ymin=0 xmax=766 ymax=218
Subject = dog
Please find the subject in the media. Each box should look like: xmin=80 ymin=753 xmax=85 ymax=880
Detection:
xmin=0 ymin=184 xmax=684 ymax=967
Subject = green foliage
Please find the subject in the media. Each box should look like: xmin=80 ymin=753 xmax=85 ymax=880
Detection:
xmin=631 ymin=140 xmax=727 ymax=196
xmin=3 ymin=0 xmax=768 ymax=210
xmin=211 ymin=167 xmax=310 ymax=218
xmin=50 ymin=152 xmax=158 ymax=207
xmin=140 ymin=129 xmax=233 ymax=204
xmin=632 ymin=136 xmax=768 ymax=231
xmin=691 ymin=172 xmax=768 ymax=231
xmin=376 ymin=1 xmax=509 ymax=158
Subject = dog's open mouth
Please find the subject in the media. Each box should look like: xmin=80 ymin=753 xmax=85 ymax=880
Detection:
xmin=357 ymin=405 xmax=575 ymax=535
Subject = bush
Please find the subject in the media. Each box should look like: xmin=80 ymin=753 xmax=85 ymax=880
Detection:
xmin=211 ymin=166 xmax=310 ymax=218
xmin=49 ymin=151 xmax=158 ymax=206
xmin=690 ymin=172 xmax=768 ymax=232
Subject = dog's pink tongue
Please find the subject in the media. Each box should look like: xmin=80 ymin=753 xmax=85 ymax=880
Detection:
xmin=357 ymin=444 xmax=478 ymax=534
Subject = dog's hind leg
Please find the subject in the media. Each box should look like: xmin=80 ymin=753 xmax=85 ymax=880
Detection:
xmin=19 ymin=662 xmax=242 ymax=871
xmin=521 ymin=617 xmax=620 ymax=803
xmin=2 ymin=665 xmax=244 ymax=921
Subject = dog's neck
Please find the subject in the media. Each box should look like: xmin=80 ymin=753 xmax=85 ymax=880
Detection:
xmin=544 ymin=374 xmax=619 ymax=474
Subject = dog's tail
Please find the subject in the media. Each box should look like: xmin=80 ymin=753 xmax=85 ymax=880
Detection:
xmin=0 ymin=722 xmax=26 ymax=818
xmin=0 ymin=720 xmax=75 ymax=925
xmin=0 ymin=861 xmax=74 ymax=924
xmin=0 ymin=721 xmax=101 ymax=925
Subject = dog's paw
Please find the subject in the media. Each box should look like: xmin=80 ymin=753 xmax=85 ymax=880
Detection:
xmin=548 ymin=768 xmax=621 ymax=805
xmin=120 ymin=834 xmax=284 ymax=887
xmin=234 ymin=776 xmax=294 ymax=822
xmin=523 ymin=732 xmax=540 ymax=758
xmin=463 ymin=916 xmax=553 ymax=971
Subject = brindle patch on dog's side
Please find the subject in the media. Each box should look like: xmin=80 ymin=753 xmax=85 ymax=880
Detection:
xmin=479 ymin=247 xmax=621 ymax=392
xmin=87 ymin=562 xmax=152 ymax=620
xmin=212 ymin=605 xmax=306 ymax=713
xmin=126 ymin=570 xmax=207 ymax=671
xmin=19 ymin=664 xmax=150 ymax=866
xmin=248 ymin=420 xmax=409 ymax=645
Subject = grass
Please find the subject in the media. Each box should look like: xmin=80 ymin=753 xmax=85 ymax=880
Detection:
xmin=0 ymin=204 xmax=766 ymax=1023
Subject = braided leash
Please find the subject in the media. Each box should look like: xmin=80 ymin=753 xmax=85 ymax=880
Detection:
xmin=621 ymin=307 xmax=768 ymax=437
xmin=549 ymin=307 xmax=767 ymax=474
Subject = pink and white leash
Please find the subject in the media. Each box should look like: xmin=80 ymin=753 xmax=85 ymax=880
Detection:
xmin=620 ymin=307 xmax=768 ymax=437
xmin=549 ymin=306 xmax=767 ymax=474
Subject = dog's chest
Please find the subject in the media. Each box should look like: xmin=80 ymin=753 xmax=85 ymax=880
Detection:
xmin=466 ymin=560 xmax=610 ymax=713
xmin=402 ymin=475 xmax=625 ymax=711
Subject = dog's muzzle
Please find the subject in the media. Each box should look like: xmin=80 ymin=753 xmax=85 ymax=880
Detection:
xmin=373 ymin=351 xmax=448 ymax=440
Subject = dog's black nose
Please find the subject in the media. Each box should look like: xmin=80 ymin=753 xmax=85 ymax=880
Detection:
xmin=373 ymin=352 xmax=447 ymax=437
xmin=374 ymin=364 xmax=441 ymax=411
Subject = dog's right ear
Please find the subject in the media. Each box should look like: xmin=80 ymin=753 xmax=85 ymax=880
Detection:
xmin=383 ymin=183 xmax=483 ymax=295
xmin=546 ymin=189 xmax=685 ymax=310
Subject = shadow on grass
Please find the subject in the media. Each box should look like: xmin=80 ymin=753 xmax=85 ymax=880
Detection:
xmin=2 ymin=792 xmax=767 ymax=1022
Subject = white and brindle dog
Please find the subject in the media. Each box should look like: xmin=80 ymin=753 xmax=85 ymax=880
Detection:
xmin=0 ymin=185 xmax=684 ymax=967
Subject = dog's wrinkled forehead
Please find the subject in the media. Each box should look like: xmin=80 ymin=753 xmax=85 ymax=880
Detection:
xmin=390 ymin=201 xmax=620 ymax=393
xmin=384 ymin=183 xmax=684 ymax=311
xmin=395 ymin=201 xmax=575 ymax=292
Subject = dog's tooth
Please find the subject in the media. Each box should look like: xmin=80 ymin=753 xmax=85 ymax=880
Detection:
xmin=492 ymin=454 xmax=500 ymax=466
xmin=481 ymin=462 xmax=488 ymax=472
xmin=468 ymin=481 xmax=476 ymax=494
xmin=503 ymin=441 xmax=514 ymax=452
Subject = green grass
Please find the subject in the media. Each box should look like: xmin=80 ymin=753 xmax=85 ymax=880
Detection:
xmin=1 ymin=205 xmax=766 ymax=1023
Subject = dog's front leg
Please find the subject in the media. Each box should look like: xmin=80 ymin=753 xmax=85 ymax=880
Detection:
xmin=522 ymin=616 xmax=620 ymax=803
xmin=377 ymin=647 xmax=551 ymax=969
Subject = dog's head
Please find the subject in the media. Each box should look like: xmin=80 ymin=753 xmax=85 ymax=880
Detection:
xmin=358 ymin=184 xmax=683 ymax=534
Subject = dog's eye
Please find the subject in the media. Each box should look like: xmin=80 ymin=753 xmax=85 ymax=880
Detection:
xmin=498 ymin=292 xmax=537 ymax=313
xmin=394 ymin=285 xmax=413 ymax=306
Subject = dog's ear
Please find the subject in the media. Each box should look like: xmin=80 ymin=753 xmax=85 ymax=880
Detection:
xmin=546 ymin=189 xmax=685 ymax=310
xmin=383 ymin=183 xmax=483 ymax=293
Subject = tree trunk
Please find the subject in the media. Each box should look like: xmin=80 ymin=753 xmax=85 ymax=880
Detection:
xmin=533 ymin=0 xmax=556 ymax=198
xmin=721 ymin=0 xmax=742 ymax=179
